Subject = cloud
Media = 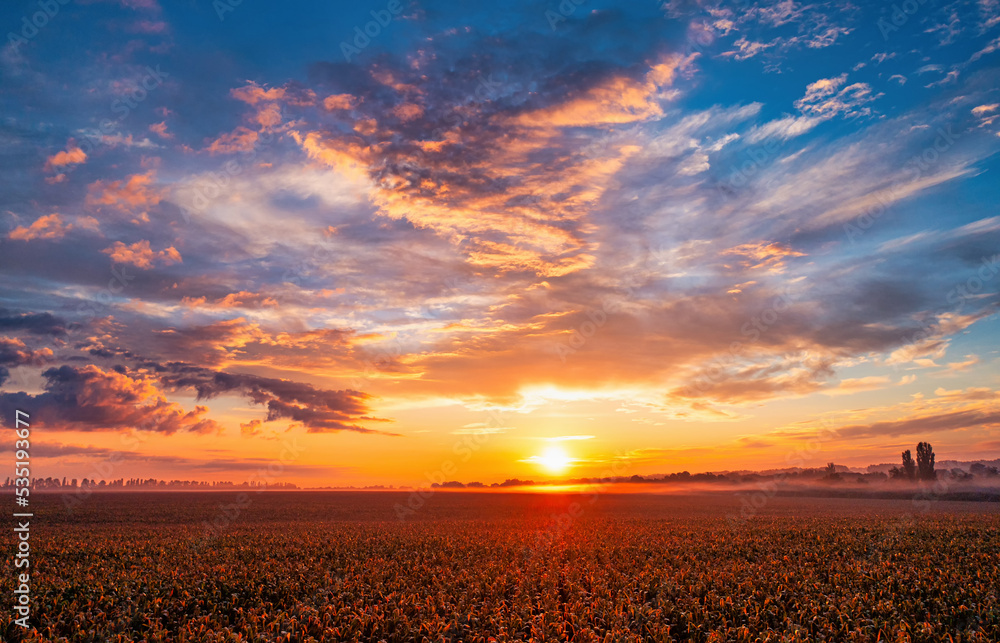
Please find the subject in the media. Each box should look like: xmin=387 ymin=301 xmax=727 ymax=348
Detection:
xmin=969 ymin=35 xmax=999 ymax=62
xmin=668 ymin=356 xmax=836 ymax=405
xmin=149 ymin=121 xmax=173 ymax=139
xmin=836 ymin=406 xmax=1000 ymax=439
xmin=0 ymin=365 xmax=222 ymax=434
xmin=95 ymin=318 xmax=363 ymax=372
xmin=925 ymin=70 xmax=959 ymax=88
xmin=711 ymin=2 xmax=852 ymax=62
xmin=240 ymin=418 xmax=263 ymax=437
xmin=126 ymin=19 xmax=168 ymax=34
xmin=886 ymin=312 xmax=989 ymax=367
xmin=283 ymin=56 xmax=690 ymax=277
xmin=86 ymin=171 xmax=163 ymax=211
xmin=0 ymin=309 xmax=69 ymax=336
xmin=230 ymin=82 xmax=287 ymax=105
xmin=323 ymin=94 xmax=358 ymax=110
xmin=8 ymin=214 xmax=98 ymax=241
xmin=452 ymin=423 xmax=509 ymax=435
xmin=158 ymin=363 xmax=396 ymax=434
xmin=3 ymin=0 xmax=999 ymax=469
xmin=205 ymin=126 xmax=259 ymax=154
xmin=745 ymin=115 xmax=821 ymax=143
xmin=227 ymin=81 xmax=310 ymax=132
xmin=795 ymin=74 xmax=880 ymax=119
xmin=770 ymin=387 xmax=1000 ymax=443
xmin=44 ymin=145 xmax=87 ymax=171
xmin=721 ymin=241 xmax=806 ymax=273
xmin=513 ymin=58 xmax=681 ymax=127
xmin=822 ymin=376 xmax=891 ymax=396
xmin=101 ymin=240 xmax=182 ymax=269
xmin=0 ymin=337 xmax=54 ymax=387
xmin=181 ymin=291 xmax=279 ymax=309
xmin=939 ymin=354 xmax=979 ymax=374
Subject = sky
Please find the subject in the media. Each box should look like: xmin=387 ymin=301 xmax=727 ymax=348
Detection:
xmin=0 ymin=0 xmax=999 ymax=488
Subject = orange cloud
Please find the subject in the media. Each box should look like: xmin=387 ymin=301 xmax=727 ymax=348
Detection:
xmin=229 ymin=82 xmax=303 ymax=130
xmin=9 ymin=214 xmax=72 ymax=241
xmin=231 ymin=82 xmax=287 ymax=105
xmin=290 ymin=130 xmax=373 ymax=181
xmin=0 ymin=337 xmax=54 ymax=371
xmin=514 ymin=56 xmax=683 ymax=128
xmin=44 ymin=145 xmax=87 ymax=171
xmin=102 ymin=240 xmax=182 ymax=269
xmin=323 ymin=94 xmax=358 ymax=110
xmin=821 ymin=376 xmax=891 ymax=396
xmin=722 ymin=242 xmax=807 ymax=273
xmin=392 ymin=102 xmax=424 ymax=121
xmin=206 ymin=126 xmax=259 ymax=154
xmin=86 ymin=171 xmax=163 ymax=210
xmin=291 ymin=118 xmax=637 ymax=276
xmin=255 ymin=103 xmax=282 ymax=129
xmin=285 ymin=57 xmax=688 ymax=277
xmin=181 ymin=291 xmax=279 ymax=309
xmin=149 ymin=121 xmax=173 ymax=139
xmin=240 ymin=418 xmax=263 ymax=437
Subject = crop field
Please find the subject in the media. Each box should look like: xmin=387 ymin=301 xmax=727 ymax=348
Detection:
xmin=2 ymin=491 xmax=998 ymax=642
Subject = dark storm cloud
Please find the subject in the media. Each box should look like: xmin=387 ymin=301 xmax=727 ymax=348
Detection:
xmin=0 ymin=364 xmax=221 ymax=434
xmin=0 ymin=308 xmax=69 ymax=336
xmin=0 ymin=337 xmax=54 ymax=386
xmin=157 ymin=362 xmax=397 ymax=435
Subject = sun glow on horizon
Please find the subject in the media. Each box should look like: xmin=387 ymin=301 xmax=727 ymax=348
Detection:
xmin=533 ymin=446 xmax=573 ymax=474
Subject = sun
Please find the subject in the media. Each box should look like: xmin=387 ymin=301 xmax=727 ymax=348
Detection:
xmin=536 ymin=446 xmax=572 ymax=474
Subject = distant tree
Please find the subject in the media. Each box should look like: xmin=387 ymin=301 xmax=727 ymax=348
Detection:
xmin=970 ymin=463 xmax=987 ymax=477
xmin=916 ymin=442 xmax=936 ymax=481
xmin=901 ymin=450 xmax=916 ymax=481
xmin=498 ymin=478 xmax=534 ymax=487
xmin=824 ymin=462 xmax=841 ymax=481
xmin=888 ymin=466 xmax=904 ymax=480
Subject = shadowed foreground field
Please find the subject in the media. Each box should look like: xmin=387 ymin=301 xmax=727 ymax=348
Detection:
xmin=2 ymin=491 xmax=998 ymax=642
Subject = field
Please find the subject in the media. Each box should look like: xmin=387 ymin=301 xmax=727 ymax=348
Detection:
xmin=2 ymin=491 xmax=998 ymax=642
